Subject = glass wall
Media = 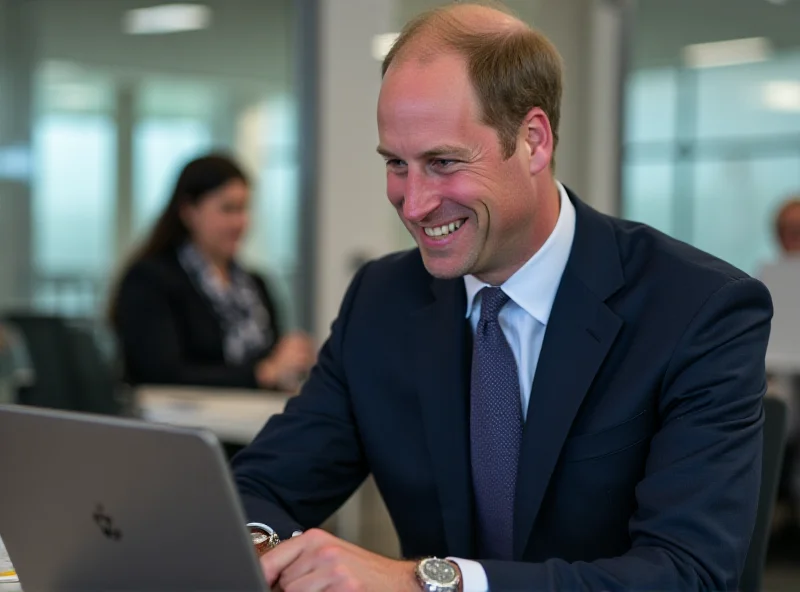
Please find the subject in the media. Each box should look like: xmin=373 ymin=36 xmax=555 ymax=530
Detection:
xmin=623 ymin=0 xmax=800 ymax=275
xmin=2 ymin=0 xmax=304 ymax=325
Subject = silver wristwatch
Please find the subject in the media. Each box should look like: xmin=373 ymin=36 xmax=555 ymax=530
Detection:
xmin=246 ymin=523 xmax=303 ymax=556
xmin=414 ymin=557 xmax=461 ymax=592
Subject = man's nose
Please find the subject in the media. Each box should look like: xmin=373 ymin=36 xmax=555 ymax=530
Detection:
xmin=402 ymin=170 xmax=440 ymax=223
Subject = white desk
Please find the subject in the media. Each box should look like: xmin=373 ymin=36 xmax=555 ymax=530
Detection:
xmin=135 ymin=385 xmax=291 ymax=445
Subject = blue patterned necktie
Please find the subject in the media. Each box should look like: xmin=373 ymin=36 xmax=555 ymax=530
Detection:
xmin=470 ymin=287 xmax=523 ymax=560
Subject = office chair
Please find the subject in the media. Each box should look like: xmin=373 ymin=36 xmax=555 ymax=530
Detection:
xmin=740 ymin=396 xmax=789 ymax=592
xmin=1 ymin=312 xmax=122 ymax=415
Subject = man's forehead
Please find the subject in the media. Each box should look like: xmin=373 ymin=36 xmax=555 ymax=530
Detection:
xmin=383 ymin=49 xmax=468 ymax=87
xmin=379 ymin=55 xmax=474 ymax=119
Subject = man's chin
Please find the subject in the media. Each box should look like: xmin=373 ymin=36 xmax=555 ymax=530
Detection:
xmin=420 ymin=254 xmax=472 ymax=280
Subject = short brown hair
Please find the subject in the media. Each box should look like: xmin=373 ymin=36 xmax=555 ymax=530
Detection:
xmin=776 ymin=198 xmax=800 ymax=237
xmin=382 ymin=3 xmax=563 ymax=163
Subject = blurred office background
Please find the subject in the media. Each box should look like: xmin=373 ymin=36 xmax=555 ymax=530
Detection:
xmin=625 ymin=0 xmax=800 ymax=277
xmin=2 ymin=0 xmax=800 ymax=586
xmin=1 ymin=0 xmax=629 ymax=337
xmin=0 ymin=0 xmax=304 ymax=325
xmin=3 ymin=0 xmax=799 ymax=332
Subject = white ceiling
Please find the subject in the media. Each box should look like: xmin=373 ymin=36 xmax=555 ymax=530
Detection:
xmin=631 ymin=0 xmax=800 ymax=69
xmin=22 ymin=0 xmax=800 ymax=81
xmin=27 ymin=0 xmax=293 ymax=86
xmin=393 ymin=0 xmax=800 ymax=70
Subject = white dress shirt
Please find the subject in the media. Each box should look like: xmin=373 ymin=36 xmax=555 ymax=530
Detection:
xmin=451 ymin=181 xmax=576 ymax=592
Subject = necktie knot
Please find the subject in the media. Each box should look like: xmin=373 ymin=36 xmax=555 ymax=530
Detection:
xmin=479 ymin=287 xmax=510 ymax=324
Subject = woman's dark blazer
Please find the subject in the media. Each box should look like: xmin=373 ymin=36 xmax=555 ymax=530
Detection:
xmin=114 ymin=250 xmax=282 ymax=388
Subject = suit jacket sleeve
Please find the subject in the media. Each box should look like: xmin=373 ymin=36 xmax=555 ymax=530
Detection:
xmin=232 ymin=263 xmax=372 ymax=536
xmin=481 ymin=277 xmax=772 ymax=591
xmin=116 ymin=263 xmax=259 ymax=388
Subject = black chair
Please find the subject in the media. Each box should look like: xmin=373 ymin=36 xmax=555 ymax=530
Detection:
xmin=741 ymin=396 xmax=789 ymax=592
xmin=66 ymin=322 xmax=124 ymax=415
xmin=1 ymin=312 xmax=122 ymax=415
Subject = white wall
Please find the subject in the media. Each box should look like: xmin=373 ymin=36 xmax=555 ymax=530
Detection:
xmin=315 ymin=0 xmax=399 ymax=340
xmin=511 ymin=0 xmax=624 ymax=214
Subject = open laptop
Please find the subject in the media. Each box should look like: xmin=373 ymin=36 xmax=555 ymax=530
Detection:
xmin=0 ymin=404 xmax=269 ymax=591
xmin=759 ymin=258 xmax=800 ymax=373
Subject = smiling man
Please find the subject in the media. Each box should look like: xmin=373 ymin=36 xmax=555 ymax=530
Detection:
xmin=232 ymin=3 xmax=773 ymax=591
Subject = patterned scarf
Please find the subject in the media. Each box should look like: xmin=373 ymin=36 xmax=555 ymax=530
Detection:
xmin=178 ymin=243 xmax=273 ymax=364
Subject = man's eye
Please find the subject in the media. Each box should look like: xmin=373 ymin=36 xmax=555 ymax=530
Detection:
xmin=433 ymin=159 xmax=458 ymax=168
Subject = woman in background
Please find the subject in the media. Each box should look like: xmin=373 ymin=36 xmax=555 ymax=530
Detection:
xmin=111 ymin=154 xmax=314 ymax=392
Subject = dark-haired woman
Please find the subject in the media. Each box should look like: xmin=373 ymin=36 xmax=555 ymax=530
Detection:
xmin=111 ymin=154 xmax=314 ymax=392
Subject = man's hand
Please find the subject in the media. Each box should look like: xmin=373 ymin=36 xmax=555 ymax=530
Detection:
xmin=260 ymin=529 xmax=418 ymax=592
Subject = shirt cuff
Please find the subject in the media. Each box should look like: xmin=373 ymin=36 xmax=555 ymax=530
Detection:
xmin=448 ymin=557 xmax=489 ymax=592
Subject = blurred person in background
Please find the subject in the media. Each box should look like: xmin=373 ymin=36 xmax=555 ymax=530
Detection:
xmin=110 ymin=154 xmax=314 ymax=392
xmin=776 ymin=197 xmax=800 ymax=255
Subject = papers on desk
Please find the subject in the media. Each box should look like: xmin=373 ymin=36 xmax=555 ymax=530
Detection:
xmin=761 ymin=259 xmax=800 ymax=374
xmin=136 ymin=386 xmax=291 ymax=445
xmin=0 ymin=536 xmax=17 ymax=583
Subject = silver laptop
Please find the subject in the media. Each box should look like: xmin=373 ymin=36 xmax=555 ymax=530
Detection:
xmin=0 ymin=404 xmax=269 ymax=591
xmin=759 ymin=258 xmax=800 ymax=373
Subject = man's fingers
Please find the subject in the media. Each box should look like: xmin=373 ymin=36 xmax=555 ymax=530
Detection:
xmin=260 ymin=529 xmax=337 ymax=585
xmin=281 ymin=562 xmax=361 ymax=592
xmin=280 ymin=571 xmax=331 ymax=592
xmin=259 ymin=535 xmax=308 ymax=586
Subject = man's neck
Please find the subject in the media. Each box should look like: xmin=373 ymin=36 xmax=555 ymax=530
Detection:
xmin=474 ymin=180 xmax=562 ymax=286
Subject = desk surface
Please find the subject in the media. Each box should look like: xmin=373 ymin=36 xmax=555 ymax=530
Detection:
xmin=136 ymin=385 xmax=291 ymax=445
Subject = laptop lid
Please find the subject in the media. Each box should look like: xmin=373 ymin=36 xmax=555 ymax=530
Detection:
xmin=759 ymin=258 xmax=800 ymax=373
xmin=0 ymin=404 xmax=268 ymax=592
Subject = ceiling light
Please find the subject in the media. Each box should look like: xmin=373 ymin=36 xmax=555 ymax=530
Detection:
xmin=372 ymin=33 xmax=399 ymax=61
xmin=123 ymin=4 xmax=211 ymax=35
xmin=763 ymin=81 xmax=800 ymax=112
xmin=683 ymin=37 xmax=771 ymax=68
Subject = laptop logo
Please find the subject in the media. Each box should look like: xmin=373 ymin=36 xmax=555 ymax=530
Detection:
xmin=93 ymin=504 xmax=123 ymax=541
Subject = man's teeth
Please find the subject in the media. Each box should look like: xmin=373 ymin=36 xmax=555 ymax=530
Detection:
xmin=424 ymin=219 xmax=464 ymax=238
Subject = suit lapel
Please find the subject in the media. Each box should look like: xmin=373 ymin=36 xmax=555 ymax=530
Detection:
xmin=513 ymin=193 xmax=625 ymax=557
xmin=412 ymin=277 xmax=475 ymax=558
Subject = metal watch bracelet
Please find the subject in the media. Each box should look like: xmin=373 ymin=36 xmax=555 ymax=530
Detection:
xmin=247 ymin=523 xmax=303 ymax=557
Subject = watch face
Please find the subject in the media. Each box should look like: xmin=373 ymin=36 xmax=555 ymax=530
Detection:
xmin=421 ymin=559 xmax=457 ymax=584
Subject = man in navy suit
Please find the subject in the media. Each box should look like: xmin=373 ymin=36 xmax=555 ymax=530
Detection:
xmin=233 ymin=3 xmax=773 ymax=590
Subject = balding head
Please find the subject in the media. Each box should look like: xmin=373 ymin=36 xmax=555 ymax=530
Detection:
xmin=383 ymin=3 xmax=525 ymax=69
xmin=381 ymin=1 xmax=562 ymax=163
xmin=401 ymin=2 xmax=526 ymax=44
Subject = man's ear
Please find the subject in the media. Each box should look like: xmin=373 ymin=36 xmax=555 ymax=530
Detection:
xmin=521 ymin=107 xmax=553 ymax=176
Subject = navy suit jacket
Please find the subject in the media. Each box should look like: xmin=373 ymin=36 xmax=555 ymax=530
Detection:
xmin=233 ymin=191 xmax=772 ymax=591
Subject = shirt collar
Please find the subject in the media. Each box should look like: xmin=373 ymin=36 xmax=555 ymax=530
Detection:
xmin=463 ymin=181 xmax=576 ymax=325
